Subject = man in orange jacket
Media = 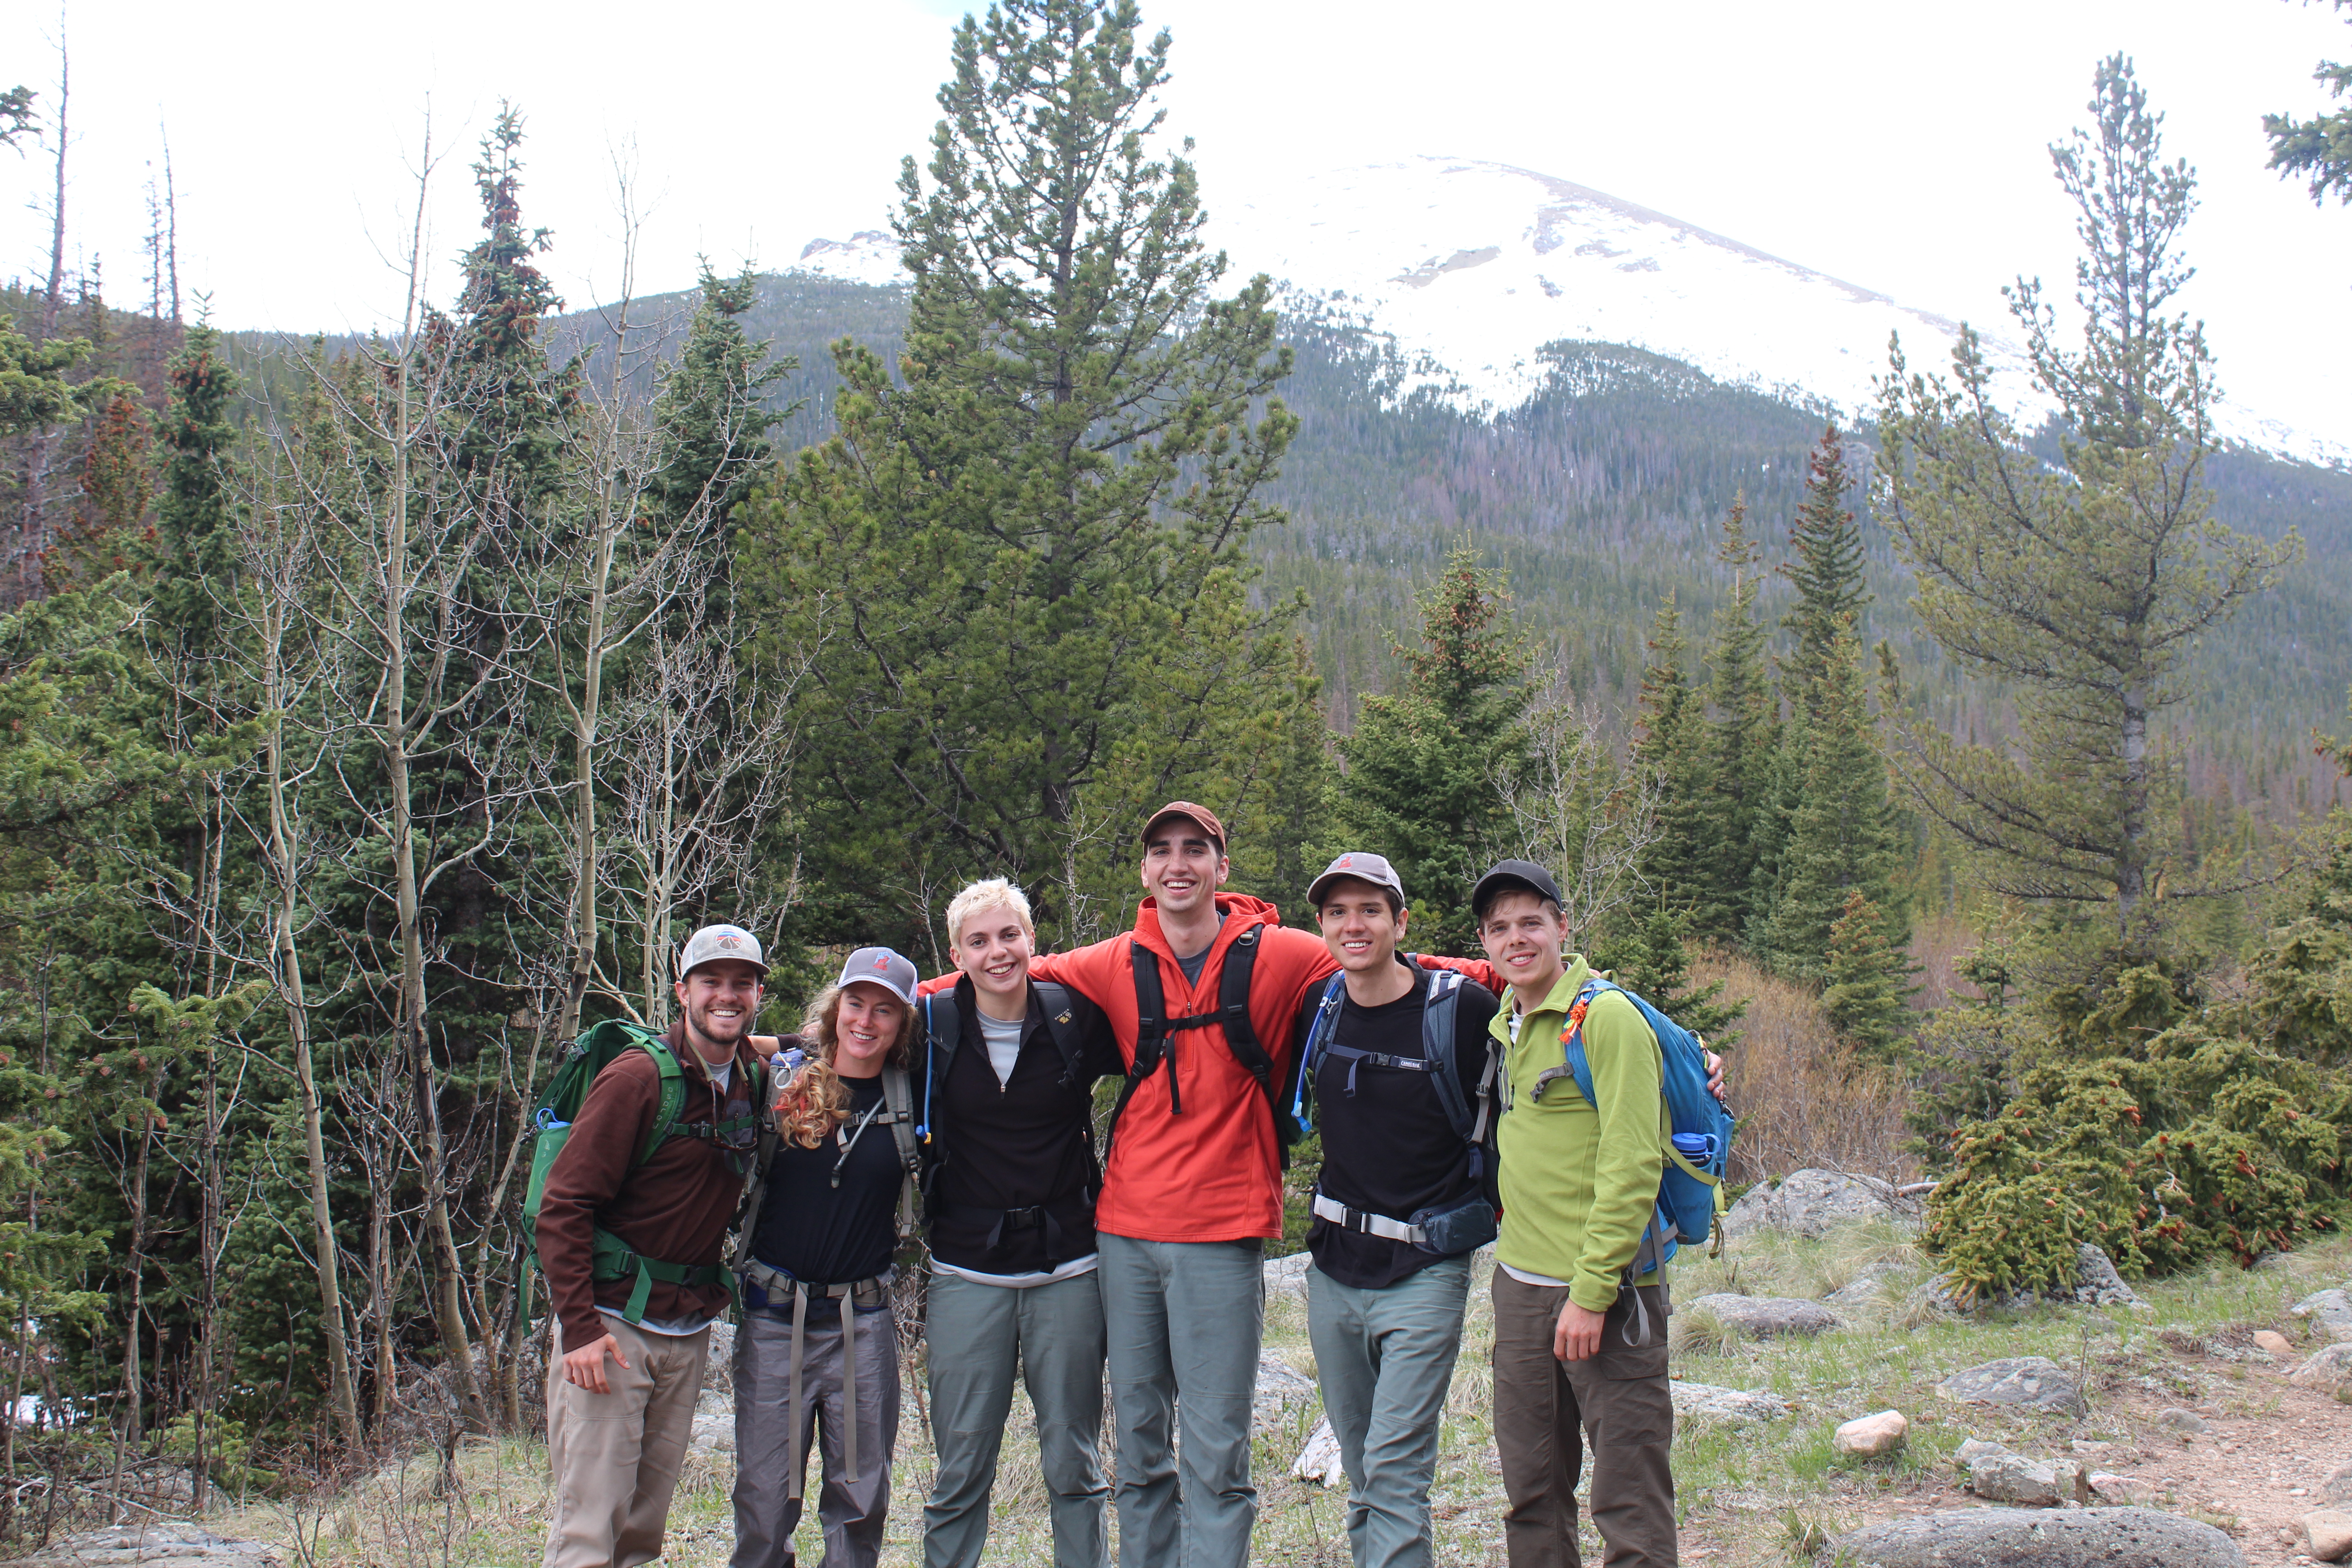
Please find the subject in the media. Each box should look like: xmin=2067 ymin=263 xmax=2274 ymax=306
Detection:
xmin=1000 ymin=804 xmax=1468 ymax=1568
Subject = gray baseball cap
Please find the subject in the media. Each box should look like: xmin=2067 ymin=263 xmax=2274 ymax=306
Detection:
xmin=1308 ymin=851 xmax=1407 ymax=911
xmin=837 ymin=946 xmax=918 ymax=1007
xmin=677 ymin=923 xmax=769 ymax=980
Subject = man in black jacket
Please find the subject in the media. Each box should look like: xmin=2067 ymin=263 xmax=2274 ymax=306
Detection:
xmin=916 ymin=878 xmax=1125 ymax=1568
xmin=1289 ymin=854 xmax=1501 ymax=1568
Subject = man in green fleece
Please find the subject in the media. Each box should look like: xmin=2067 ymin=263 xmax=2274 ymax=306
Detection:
xmin=1474 ymin=859 xmax=1675 ymax=1568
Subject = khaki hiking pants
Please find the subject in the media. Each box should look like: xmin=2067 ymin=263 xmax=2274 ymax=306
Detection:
xmin=543 ymin=1316 xmax=711 ymax=1568
xmin=1490 ymin=1270 xmax=1676 ymax=1568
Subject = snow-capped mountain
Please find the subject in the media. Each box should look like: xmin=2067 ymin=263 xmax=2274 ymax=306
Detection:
xmin=788 ymin=157 xmax=2343 ymax=466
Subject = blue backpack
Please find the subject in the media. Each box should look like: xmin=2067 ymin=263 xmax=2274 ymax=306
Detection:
xmin=1530 ymin=977 xmax=1734 ymax=1281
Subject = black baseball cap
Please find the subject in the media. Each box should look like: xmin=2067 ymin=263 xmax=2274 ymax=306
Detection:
xmin=1470 ymin=859 xmax=1565 ymax=920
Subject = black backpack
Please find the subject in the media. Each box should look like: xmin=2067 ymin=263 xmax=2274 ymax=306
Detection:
xmin=1289 ymin=965 xmax=1499 ymax=1198
xmin=1107 ymin=925 xmax=1278 ymax=1151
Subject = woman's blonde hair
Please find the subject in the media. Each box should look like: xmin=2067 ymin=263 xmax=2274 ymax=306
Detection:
xmin=773 ymin=980 xmax=921 ymax=1150
xmin=944 ymin=877 xmax=1035 ymax=948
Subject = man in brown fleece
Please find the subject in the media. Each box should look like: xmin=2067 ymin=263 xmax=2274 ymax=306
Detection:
xmin=537 ymin=924 xmax=769 ymax=1568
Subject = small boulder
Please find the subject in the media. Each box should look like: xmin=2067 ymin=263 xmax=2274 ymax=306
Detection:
xmin=2289 ymin=1342 xmax=2352 ymax=1391
xmin=2252 ymin=1328 xmax=2295 ymax=1356
xmin=1825 ymin=1506 xmax=2246 ymax=1568
xmin=2063 ymin=1244 xmax=2150 ymax=1310
xmin=687 ymin=1408 xmax=733 ymax=1455
xmin=1934 ymin=1356 xmax=2086 ymax=1414
xmin=2157 ymin=1407 xmax=2209 ymax=1435
xmin=2325 ymin=1460 xmax=2352 ymax=1506
xmin=1833 ymin=1410 xmax=1908 ymax=1457
xmin=2293 ymin=1289 xmax=2352 ymax=1342
xmin=1293 ymin=1417 xmax=1345 ymax=1488
xmin=2302 ymin=1508 xmax=2352 ymax=1564
xmin=1965 ymin=1447 xmax=2063 ymax=1507
xmin=1263 ymin=1249 xmax=1314 ymax=1299
xmin=1720 ymin=1168 xmax=1914 ymax=1240
xmin=1683 ymin=1293 xmax=1842 ymax=1338
xmin=1252 ymin=1353 xmax=1318 ymax=1436
xmin=2090 ymin=1472 xmax=2156 ymax=1504
xmin=1668 ymin=1381 xmax=1790 ymax=1423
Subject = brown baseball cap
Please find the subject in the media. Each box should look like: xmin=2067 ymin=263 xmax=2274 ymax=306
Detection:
xmin=1140 ymin=800 xmax=1226 ymax=849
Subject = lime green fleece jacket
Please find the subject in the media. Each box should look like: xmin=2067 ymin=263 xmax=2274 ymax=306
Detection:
xmin=1494 ymin=958 xmax=1666 ymax=1313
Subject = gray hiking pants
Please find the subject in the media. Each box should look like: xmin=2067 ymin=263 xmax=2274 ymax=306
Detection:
xmin=921 ymin=1269 xmax=1109 ymax=1568
xmin=1307 ymin=1256 xmax=1472 ymax=1568
xmin=1096 ymin=1232 xmax=1264 ymax=1568
xmin=730 ymin=1301 xmax=900 ymax=1568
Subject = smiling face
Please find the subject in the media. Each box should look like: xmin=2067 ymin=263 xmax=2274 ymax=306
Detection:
xmin=833 ymin=981 xmax=906 ymax=1077
xmin=1139 ymin=823 xmax=1229 ymax=918
xmin=1477 ymin=889 xmax=1568 ymax=1003
xmin=952 ymin=903 xmax=1034 ymax=1011
xmin=1318 ymin=877 xmax=1407 ymax=976
xmin=674 ymin=958 xmax=764 ymax=1065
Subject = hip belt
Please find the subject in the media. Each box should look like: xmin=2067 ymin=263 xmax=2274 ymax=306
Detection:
xmin=1312 ymin=1192 xmax=1422 ymax=1245
xmin=740 ymin=1259 xmax=891 ymax=1500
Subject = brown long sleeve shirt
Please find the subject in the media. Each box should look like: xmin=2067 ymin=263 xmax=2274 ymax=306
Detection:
xmin=534 ymin=1022 xmax=764 ymax=1352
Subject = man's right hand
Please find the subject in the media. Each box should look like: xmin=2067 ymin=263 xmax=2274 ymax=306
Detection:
xmin=562 ymin=1332 xmax=629 ymax=1395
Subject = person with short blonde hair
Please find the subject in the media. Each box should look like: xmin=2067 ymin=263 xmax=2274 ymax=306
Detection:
xmin=914 ymin=879 xmax=1123 ymax=1568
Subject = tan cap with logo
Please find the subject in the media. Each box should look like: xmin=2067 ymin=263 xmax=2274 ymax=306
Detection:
xmin=1308 ymin=851 xmax=1407 ymax=910
xmin=676 ymin=923 xmax=768 ymax=980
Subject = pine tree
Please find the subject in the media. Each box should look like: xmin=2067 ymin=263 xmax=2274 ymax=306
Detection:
xmin=1338 ymin=550 xmax=1531 ymax=954
xmin=1779 ymin=424 xmax=1868 ymax=715
xmin=1692 ymin=494 xmax=1771 ymax=942
xmin=646 ymin=264 xmax=792 ymax=530
xmin=738 ymin=0 xmax=1303 ymax=948
xmin=143 ymin=322 xmax=238 ymax=645
xmin=1633 ymin=591 xmax=1709 ymax=911
xmin=1820 ymin=887 xmax=1918 ymax=1062
xmin=1764 ymin=622 xmax=1905 ymax=975
xmin=1878 ymin=57 xmax=2300 ymax=946
xmin=1601 ymin=902 xmax=1746 ymax=1047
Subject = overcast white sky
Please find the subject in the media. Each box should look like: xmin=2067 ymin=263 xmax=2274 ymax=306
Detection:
xmin=5 ymin=0 xmax=2348 ymax=442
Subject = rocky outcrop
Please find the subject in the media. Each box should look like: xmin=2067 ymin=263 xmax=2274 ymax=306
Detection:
xmin=1932 ymin=1356 xmax=2085 ymax=1414
xmin=1252 ymin=1353 xmax=1320 ymax=1436
xmin=4 ymin=1525 xmax=283 ymax=1566
xmin=1956 ymin=1437 xmax=2061 ymax=1507
xmin=2293 ymin=1288 xmax=2352 ymax=1341
xmin=1720 ymin=1169 xmax=1915 ymax=1240
xmin=2289 ymin=1341 xmax=2352 ymax=1390
xmin=1668 ymin=1381 xmax=1790 ymax=1423
xmin=1823 ymin=1506 xmax=2246 ymax=1568
xmin=1683 ymin=1293 xmax=1842 ymax=1338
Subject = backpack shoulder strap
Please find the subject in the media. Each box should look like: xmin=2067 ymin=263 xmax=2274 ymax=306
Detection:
xmin=1032 ymin=980 xmax=1086 ymax=1088
xmin=882 ymin=1065 xmax=923 ymax=1240
xmin=1532 ymin=978 xmax=1610 ymax=1109
xmin=1416 ymin=967 xmax=1478 ymax=1142
xmin=1287 ymin=971 xmax=1349 ymax=1136
xmin=1215 ymin=925 xmax=1274 ymax=1095
xmin=630 ymin=1027 xmax=687 ymax=1168
xmin=919 ymin=989 xmax=963 ymax=1144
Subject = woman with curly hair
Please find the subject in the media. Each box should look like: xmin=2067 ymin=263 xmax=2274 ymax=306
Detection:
xmin=732 ymin=947 xmax=921 ymax=1568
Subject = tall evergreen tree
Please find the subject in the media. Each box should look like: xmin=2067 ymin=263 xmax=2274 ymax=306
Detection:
xmin=738 ymin=0 xmax=1304 ymax=949
xmin=1779 ymin=424 xmax=1867 ymax=714
xmin=1693 ymin=494 xmax=1771 ymax=942
xmin=1762 ymin=622 xmax=1904 ymax=975
xmin=1633 ymin=591 xmax=1709 ymax=910
xmin=1601 ymin=902 xmax=1746 ymax=1047
xmin=1878 ymin=56 xmax=2300 ymax=946
xmin=646 ymin=264 xmax=792 ymax=530
xmin=144 ymin=322 xmax=239 ymax=647
xmin=1820 ymin=888 xmax=1918 ymax=1062
xmin=1338 ymin=550 xmax=1530 ymax=954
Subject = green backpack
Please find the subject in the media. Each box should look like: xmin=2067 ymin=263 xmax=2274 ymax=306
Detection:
xmin=523 ymin=1019 xmax=760 ymax=1323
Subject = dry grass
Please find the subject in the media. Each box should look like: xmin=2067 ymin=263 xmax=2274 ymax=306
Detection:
xmin=1693 ymin=951 xmax=1919 ymax=1187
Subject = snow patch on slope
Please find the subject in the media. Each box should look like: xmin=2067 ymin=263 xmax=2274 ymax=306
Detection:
xmin=786 ymin=157 xmax=2347 ymax=466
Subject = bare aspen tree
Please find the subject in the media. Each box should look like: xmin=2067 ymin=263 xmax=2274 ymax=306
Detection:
xmin=1491 ymin=668 xmax=1663 ymax=950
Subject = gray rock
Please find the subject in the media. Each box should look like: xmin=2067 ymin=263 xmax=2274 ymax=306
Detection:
xmin=1251 ymin=1353 xmax=1318 ymax=1437
xmin=702 ymin=1319 xmax=737 ymax=1399
xmin=1720 ymin=1168 xmax=1915 ymax=1240
xmin=1933 ymin=1356 xmax=2086 ymax=1414
xmin=1824 ymin=1506 xmax=2246 ymax=1568
xmin=2293 ymin=1288 xmax=2352 ymax=1341
xmin=6 ymin=1525 xmax=283 ymax=1566
xmin=1668 ymin=1381 xmax=1790 ymax=1423
xmin=1965 ymin=1448 xmax=2063 ymax=1507
xmin=1685 ymin=1293 xmax=1842 ymax=1338
xmin=2290 ymin=1342 xmax=2352 ymax=1390
xmin=2157 ymin=1407 xmax=2208 ymax=1435
xmin=687 ymin=1408 xmax=734 ymax=1455
xmin=2062 ymin=1244 xmax=2149 ymax=1310
xmin=2326 ymin=1460 xmax=2352 ymax=1506
xmin=1263 ymin=1249 xmax=1314 ymax=1299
